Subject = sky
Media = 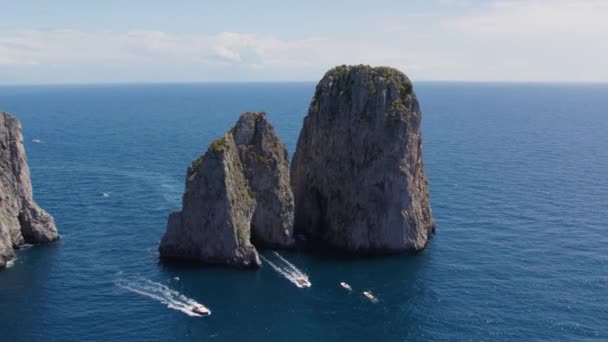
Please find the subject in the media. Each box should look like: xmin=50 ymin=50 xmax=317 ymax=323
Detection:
xmin=1 ymin=0 xmax=607 ymax=84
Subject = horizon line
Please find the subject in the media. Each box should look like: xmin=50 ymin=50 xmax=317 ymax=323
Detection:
xmin=1 ymin=79 xmax=607 ymax=87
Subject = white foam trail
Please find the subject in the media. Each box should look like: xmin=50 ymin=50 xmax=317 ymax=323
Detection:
xmin=115 ymin=278 xmax=208 ymax=317
xmin=273 ymin=252 xmax=307 ymax=277
xmin=261 ymin=255 xmax=308 ymax=288
xmin=261 ymin=254 xmax=311 ymax=288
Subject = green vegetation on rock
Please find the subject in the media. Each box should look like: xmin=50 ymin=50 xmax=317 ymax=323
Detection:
xmin=248 ymin=149 xmax=272 ymax=165
xmin=389 ymin=97 xmax=407 ymax=113
xmin=190 ymin=154 xmax=204 ymax=173
xmin=399 ymin=82 xmax=413 ymax=96
xmin=210 ymin=136 xmax=228 ymax=152
xmin=246 ymin=185 xmax=255 ymax=198
xmin=325 ymin=65 xmax=406 ymax=80
xmin=373 ymin=66 xmax=404 ymax=79
xmin=328 ymin=65 xmax=351 ymax=79
xmin=369 ymin=82 xmax=377 ymax=95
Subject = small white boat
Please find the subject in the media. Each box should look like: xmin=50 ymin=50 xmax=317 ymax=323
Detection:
xmin=340 ymin=282 xmax=352 ymax=291
xmin=296 ymin=277 xmax=311 ymax=288
xmin=32 ymin=139 xmax=42 ymax=143
xmin=191 ymin=304 xmax=211 ymax=316
xmin=363 ymin=291 xmax=378 ymax=303
xmin=102 ymin=192 xmax=110 ymax=197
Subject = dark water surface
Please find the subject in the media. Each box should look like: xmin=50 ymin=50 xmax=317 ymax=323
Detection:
xmin=0 ymin=82 xmax=606 ymax=341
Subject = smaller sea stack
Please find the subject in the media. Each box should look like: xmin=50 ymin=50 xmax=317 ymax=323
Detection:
xmin=159 ymin=112 xmax=294 ymax=268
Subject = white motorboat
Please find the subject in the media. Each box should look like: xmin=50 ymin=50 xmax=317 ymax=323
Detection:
xmin=296 ymin=277 xmax=311 ymax=288
xmin=191 ymin=304 xmax=211 ymax=316
xmin=363 ymin=291 xmax=378 ymax=303
xmin=340 ymin=282 xmax=352 ymax=291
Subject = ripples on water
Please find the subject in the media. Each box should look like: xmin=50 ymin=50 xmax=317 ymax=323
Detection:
xmin=0 ymin=83 xmax=606 ymax=341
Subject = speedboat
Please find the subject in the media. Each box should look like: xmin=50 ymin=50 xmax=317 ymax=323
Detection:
xmin=191 ymin=304 xmax=211 ymax=316
xmin=340 ymin=282 xmax=352 ymax=291
xmin=363 ymin=291 xmax=378 ymax=303
xmin=296 ymin=277 xmax=311 ymax=288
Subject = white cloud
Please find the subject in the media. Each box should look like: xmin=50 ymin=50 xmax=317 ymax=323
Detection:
xmin=0 ymin=56 xmax=37 ymax=66
xmin=0 ymin=29 xmax=439 ymax=83
xmin=445 ymin=0 xmax=608 ymax=36
xmin=1 ymin=0 xmax=608 ymax=84
xmin=213 ymin=46 xmax=242 ymax=63
xmin=430 ymin=0 xmax=608 ymax=82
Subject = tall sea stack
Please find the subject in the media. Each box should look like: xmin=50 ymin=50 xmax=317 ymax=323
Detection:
xmin=159 ymin=112 xmax=294 ymax=268
xmin=0 ymin=112 xmax=59 ymax=269
xmin=290 ymin=65 xmax=435 ymax=253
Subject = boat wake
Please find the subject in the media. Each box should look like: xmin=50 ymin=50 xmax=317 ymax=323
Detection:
xmin=115 ymin=278 xmax=209 ymax=317
xmin=261 ymin=252 xmax=311 ymax=288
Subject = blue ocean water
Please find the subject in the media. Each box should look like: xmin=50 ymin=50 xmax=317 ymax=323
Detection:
xmin=0 ymin=82 xmax=606 ymax=341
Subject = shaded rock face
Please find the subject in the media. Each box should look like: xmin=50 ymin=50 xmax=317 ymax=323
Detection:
xmin=159 ymin=112 xmax=294 ymax=268
xmin=290 ymin=65 xmax=435 ymax=253
xmin=232 ymin=113 xmax=294 ymax=248
xmin=0 ymin=112 xmax=59 ymax=268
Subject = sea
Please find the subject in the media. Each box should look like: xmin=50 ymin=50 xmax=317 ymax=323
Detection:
xmin=0 ymin=82 xmax=606 ymax=341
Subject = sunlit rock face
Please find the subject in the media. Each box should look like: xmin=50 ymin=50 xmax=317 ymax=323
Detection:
xmin=159 ymin=112 xmax=294 ymax=268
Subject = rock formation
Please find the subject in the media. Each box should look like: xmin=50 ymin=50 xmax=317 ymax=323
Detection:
xmin=159 ymin=112 xmax=294 ymax=268
xmin=0 ymin=112 xmax=59 ymax=269
xmin=159 ymin=132 xmax=260 ymax=268
xmin=232 ymin=113 xmax=294 ymax=248
xmin=290 ymin=65 xmax=435 ymax=253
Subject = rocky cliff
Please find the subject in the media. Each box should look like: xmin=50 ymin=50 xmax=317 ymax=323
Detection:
xmin=0 ymin=112 xmax=59 ymax=269
xmin=232 ymin=112 xmax=294 ymax=248
xmin=290 ymin=65 xmax=435 ymax=253
xmin=159 ymin=112 xmax=294 ymax=268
